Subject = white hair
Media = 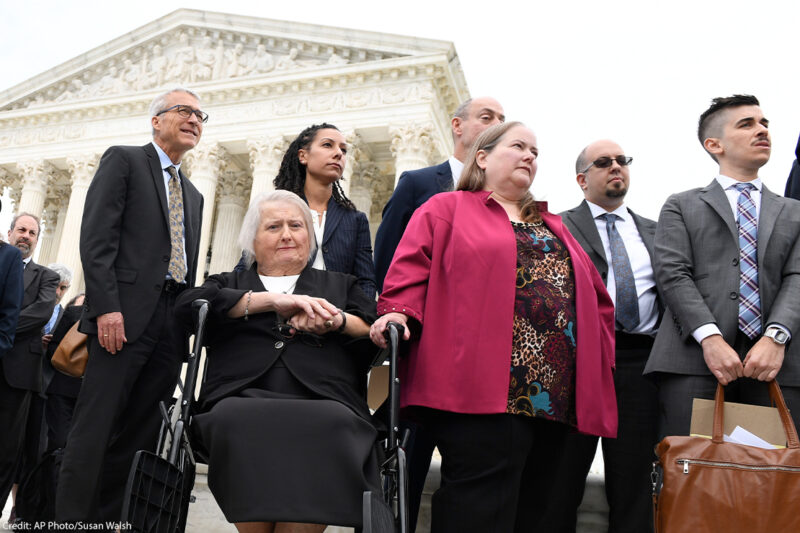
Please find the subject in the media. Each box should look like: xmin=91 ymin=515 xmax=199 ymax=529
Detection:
xmin=238 ymin=190 xmax=317 ymax=269
xmin=148 ymin=87 xmax=201 ymax=135
xmin=47 ymin=262 xmax=73 ymax=284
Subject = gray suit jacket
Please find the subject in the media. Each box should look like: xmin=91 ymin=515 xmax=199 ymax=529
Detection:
xmin=645 ymin=180 xmax=800 ymax=384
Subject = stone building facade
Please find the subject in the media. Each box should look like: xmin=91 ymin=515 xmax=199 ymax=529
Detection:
xmin=0 ymin=8 xmax=468 ymax=302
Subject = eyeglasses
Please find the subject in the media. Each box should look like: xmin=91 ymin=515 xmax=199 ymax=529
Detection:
xmin=155 ymin=104 xmax=209 ymax=123
xmin=580 ymin=155 xmax=633 ymax=174
xmin=272 ymin=322 xmax=323 ymax=348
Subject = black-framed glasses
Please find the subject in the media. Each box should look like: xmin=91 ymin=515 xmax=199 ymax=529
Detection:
xmin=155 ymin=104 xmax=209 ymax=123
xmin=272 ymin=322 xmax=323 ymax=348
xmin=580 ymin=155 xmax=633 ymax=173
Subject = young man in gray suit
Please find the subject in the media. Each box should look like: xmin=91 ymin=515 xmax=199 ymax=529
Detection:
xmin=544 ymin=140 xmax=660 ymax=533
xmin=645 ymin=94 xmax=800 ymax=436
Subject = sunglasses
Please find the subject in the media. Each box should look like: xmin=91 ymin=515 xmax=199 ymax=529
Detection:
xmin=272 ymin=322 xmax=323 ymax=348
xmin=580 ymin=155 xmax=633 ymax=174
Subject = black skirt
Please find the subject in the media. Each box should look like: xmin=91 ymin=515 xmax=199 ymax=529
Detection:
xmin=194 ymin=364 xmax=380 ymax=526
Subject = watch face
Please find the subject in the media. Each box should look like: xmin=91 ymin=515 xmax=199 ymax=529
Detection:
xmin=768 ymin=329 xmax=788 ymax=344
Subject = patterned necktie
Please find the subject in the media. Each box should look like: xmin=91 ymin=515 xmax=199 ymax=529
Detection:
xmin=600 ymin=213 xmax=640 ymax=332
xmin=734 ymin=183 xmax=761 ymax=338
xmin=166 ymin=166 xmax=187 ymax=283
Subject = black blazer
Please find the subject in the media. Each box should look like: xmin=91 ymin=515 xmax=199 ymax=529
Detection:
xmin=45 ymin=304 xmax=84 ymax=398
xmin=373 ymin=161 xmax=453 ymax=292
xmin=560 ymin=200 xmax=663 ymax=324
xmin=785 ymin=134 xmax=800 ymax=201
xmin=3 ymin=260 xmax=59 ymax=392
xmin=79 ymin=143 xmax=203 ymax=342
xmin=234 ymin=199 xmax=376 ymax=299
xmin=0 ymin=242 xmax=24 ymax=358
xmin=175 ymin=266 xmax=378 ymax=421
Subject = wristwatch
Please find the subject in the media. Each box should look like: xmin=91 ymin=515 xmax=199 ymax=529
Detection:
xmin=764 ymin=327 xmax=789 ymax=345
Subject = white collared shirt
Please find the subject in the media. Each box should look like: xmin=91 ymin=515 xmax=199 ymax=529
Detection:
xmin=310 ymin=210 xmax=327 ymax=270
xmin=586 ymin=201 xmax=659 ymax=335
xmin=449 ymin=156 xmax=464 ymax=189
xmin=151 ymin=141 xmax=188 ymax=280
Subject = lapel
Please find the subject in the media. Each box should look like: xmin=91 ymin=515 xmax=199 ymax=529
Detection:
xmin=23 ymin=260 xmax=37 ymax=291
xmin=435 ymin=161 xmax=454 ymax=193
xmin=322 ymin=198 xmax=344 ymax=246
xmin=629 ymin=208 xmax=656 ymax=262
xmin=570 ymin=201 xmax=607 ymax=265
xmin=699 ymin=179 xmax=738 ymax=243
xmin=293 ymin=267 xmax=317 ymax=296
xmin=757 ymin=185 xmax=783 ymax=266
xmin=143 ymin=143 xmax=170 ymax=226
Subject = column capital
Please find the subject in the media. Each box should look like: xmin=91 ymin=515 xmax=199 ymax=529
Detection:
xmin=183 ymin=142 xmax=229 ymax=177
xmin=17 ymin=159 xmax=58 ymax=190
xmin=389 ymin=123 xmax=435 ymax=162
xmin=216 ymin=170 xmax=251 ymax=206
xmin=247 ymin=135 xmax=288 ymax=172
xmin=66 ymin=153 xmax=101 ymax=186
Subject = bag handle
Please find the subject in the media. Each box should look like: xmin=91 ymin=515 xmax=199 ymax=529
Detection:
xmin=712 ymin=380 xmax=800 ymax=448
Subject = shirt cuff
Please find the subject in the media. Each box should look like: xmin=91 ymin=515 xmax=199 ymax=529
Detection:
xmin=766 ymin=323 xmax=792 ymax=342
xmin=692 ymin=323 xmax=722 ymax=344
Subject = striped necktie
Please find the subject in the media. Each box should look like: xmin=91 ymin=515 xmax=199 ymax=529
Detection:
xmin=600 ymin=213 xmax=640 ymax=332
xmin=166 ymin=166 xmax=187 ymax=283
xmin=734 ymin=182 xmax=761 ymax=338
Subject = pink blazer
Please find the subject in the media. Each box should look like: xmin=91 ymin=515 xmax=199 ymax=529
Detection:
xmin=378 ymin=190 xmax=617 ymax=438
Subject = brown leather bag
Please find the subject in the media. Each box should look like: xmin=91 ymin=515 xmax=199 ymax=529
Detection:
xmin=51 ymin=321 xmax=88 ymax=378
xmin=653 ymin=380 xmax=800 ymax=533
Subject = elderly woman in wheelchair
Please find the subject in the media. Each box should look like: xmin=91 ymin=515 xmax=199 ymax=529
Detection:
xmin=176 ymin=190 xmax=381 ymax=533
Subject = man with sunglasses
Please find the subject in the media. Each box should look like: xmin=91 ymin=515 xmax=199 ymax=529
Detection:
xmin=544 ymin=140 xmax=661 ymax=533
xmin=645 ymin=94 xmax=800 ymax=438
xmin=56 ymin=88 xmax=205 ymax=526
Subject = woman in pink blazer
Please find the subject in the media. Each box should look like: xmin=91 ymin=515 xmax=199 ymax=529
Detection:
xmin=371 ymin=122 xmax=616 ymax=532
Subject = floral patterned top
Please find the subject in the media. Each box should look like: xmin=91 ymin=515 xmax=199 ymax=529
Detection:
xmin=507 ymin=220 xmax=578 ymax=427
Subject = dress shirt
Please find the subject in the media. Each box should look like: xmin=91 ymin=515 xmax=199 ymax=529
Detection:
xmin=449 ymin=156 xmax=464 ymax=188
xmin=310 ymin=210 xmax=327 ymax=270
xmin=691 ymin=175 xmax=790 ymax=343
xmin=45 ymin=304 xmax=62 ymax=335
xmin=151 ymin=141 xmax=188 ymax=280
xmin=586 ymin=201 xmax=658 ymax=335
xmin=22 ymin=257 xmax=31 ymax=268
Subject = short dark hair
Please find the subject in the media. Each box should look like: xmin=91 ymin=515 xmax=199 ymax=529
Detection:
xmin=273 ymin=123 xmax=356 ymax=211
xmin=9 ymin=212 xmax=41 ymax=234
xmin=697 ymin=95 xmax=760 ymax=160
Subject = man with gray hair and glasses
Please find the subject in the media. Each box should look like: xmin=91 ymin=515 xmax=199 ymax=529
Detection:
xmin=56 ymin=88 xmax=205 ymax=525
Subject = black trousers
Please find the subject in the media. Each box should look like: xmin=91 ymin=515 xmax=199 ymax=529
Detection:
xmin=55 ymin=290 xmax=184 ymax=523
xmin=538 ymin=333 xmax=659 ymax=533
xmin=415 ymin=408 xmax=568 ymax=533
xmin=0 ymin=367 xmax=32 ymax=506
xmin=46 ymin=392 xmax=78 ymax=451
xmin=657 ymin=332 xmax=800 ymax=439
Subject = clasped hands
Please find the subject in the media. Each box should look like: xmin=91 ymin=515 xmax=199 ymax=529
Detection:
xmin=702 ymin=334 xmax=785 ymax=385
xmin=273 ymin=293 xmax=343 ymax=335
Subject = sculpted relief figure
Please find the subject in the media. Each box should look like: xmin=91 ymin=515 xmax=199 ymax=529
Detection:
xmin=145 ymin=44 xmax=168 ymax=88
xmin=248 ymin=44 xmax=275 ymax=75
xmin=225 ymin=43 xmax=247 ymax=78
xmin=54 ymin=79 xmax=89 ymax=103
xmin=168 ymin=32 xmax=195 ymax=83
xmin=192 ymin=36 xmax=217 ymax=82
xmin=98 ymin=66 xmax=124 ymax=95
xmin=275 ymin=47 xmax=299 ymax=71
xmin=122 ymin=59 xmax=143 ymax=91
xmin=327 ymin=52 xmax=348 ymax=65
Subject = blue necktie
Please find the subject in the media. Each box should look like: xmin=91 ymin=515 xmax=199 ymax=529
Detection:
xmin=600 ymin=213 xmax=640 ymax=332
xmin=734 ymin=183 xmax=761 ymax=339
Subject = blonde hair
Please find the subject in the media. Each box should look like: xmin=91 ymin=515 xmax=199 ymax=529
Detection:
xmin=457 ymin=121 xmax=540 ymax=222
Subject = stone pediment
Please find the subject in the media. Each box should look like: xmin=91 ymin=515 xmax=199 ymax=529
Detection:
xmin=0 ymin=8 xmax=458 ymax=111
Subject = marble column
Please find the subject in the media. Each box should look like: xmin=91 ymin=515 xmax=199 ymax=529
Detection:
xmin=16 ymin=160 xmax=57 ymax=218
xmin=389 ymin=124 xmax=435 ymax=188
xmin=39 ymin=175 xmax=71 ymax=266
xmin=184 ymin=143 xmax=229 ymax=284
xmin=247 ymin=135 xmax=287 ymax=205
xmin=208 ymin=170 xmax=249 ymax=276
xmin=56 ymin=153 xmax=99 ymax=304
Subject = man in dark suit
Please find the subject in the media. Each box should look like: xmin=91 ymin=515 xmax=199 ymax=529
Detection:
xmin=0 ymin=198 xmax=24 ymax=360
xmin=0 ymin=212 xmax=59 ymax=509
xmin=372 ymin=96 xmax=504 ymax=532
xmin=544 ymin=140 xmax=660 ymax=533
xmin=645 ymin=94 xmax=800 ymax=437
xmin=56 ymin=88 xmax=205 ymax=524
xmin=373 ymin=96 xmax=505 ymax=291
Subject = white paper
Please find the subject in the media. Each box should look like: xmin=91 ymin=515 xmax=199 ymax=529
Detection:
xmin=723 ymin=425 xmax=778 ymax=449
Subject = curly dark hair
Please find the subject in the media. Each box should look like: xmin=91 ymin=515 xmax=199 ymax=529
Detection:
xmin=273 ymin=123 xmax=356 ymax=210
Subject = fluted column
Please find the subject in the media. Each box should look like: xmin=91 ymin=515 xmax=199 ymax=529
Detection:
xmin=56 ymin=153 xmax=100 ymax=303
xmin=39 ymin=174 xmax=71 ymax=265
xmin=208 ymin=170 xmax=250 ymax=276
xmin=247 ymin=135 xmax=287 ymax=205
xmin=16 ymin=160 xmax=57 ymax=217
xmin=389 ymin=124 xmax=435 ymax=188
xmin=184 ymin=143 xmax=229 ymax=283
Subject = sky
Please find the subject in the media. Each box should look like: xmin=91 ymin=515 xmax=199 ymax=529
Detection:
xmin=1 ymin=0 xmax=799 ymax=237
